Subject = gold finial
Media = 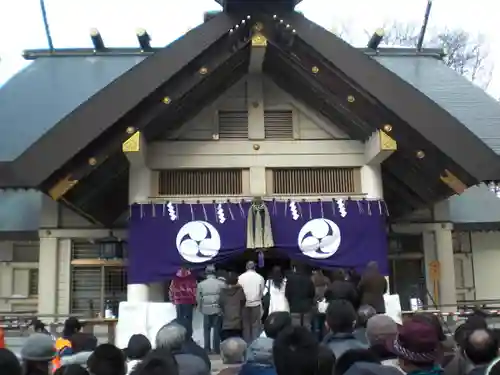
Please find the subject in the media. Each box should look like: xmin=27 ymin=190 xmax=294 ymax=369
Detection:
xmin=199 ymin=67 xmax=208 ymax=75
xmin=162 ymin=96 xmax=171 ymax=104
xmin=251 ymin=33 xmax=267 ymax=47
xmin=126 ymin=126 xmax=135 ymax=134
xmin=88 ymin=157 xmax=97 ymax=166
xmin=347 ymin=95 xmax=355 ymax=103
xmin=89 ymin=28 xmax=100 ymax=36
xmin=416 ymin=150 xmax=425 ymax=159
xmin=375 ymin=28 xmax=385 ymax=36
xmin=383 ymin=124 xmax=393 ymax=132
xmin=312 ymin=66 xmax=319 ymax=74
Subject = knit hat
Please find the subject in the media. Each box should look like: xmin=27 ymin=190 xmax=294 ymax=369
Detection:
xmin=20 ymin=333 xmax=56 ymax=361
xmin=388 ymin=316 xmax=439 ymax=364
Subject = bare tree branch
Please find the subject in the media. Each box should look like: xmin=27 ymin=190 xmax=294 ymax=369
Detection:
xmin=381 ymin=22 xmax=493 ymax=89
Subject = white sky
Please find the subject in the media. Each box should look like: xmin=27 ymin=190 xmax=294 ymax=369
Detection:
xmin=1 ymin=0 xmax=499 ymax=95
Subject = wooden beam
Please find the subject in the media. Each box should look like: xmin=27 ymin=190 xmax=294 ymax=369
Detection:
xmin=365 ymin=130 xmax=397 ymax=165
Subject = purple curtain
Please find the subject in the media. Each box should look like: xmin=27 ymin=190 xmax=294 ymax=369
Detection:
xmin=128 ymin=202 xmax=249 ymax=283
xmin=270 ymin=200 xmax=389 ymax=275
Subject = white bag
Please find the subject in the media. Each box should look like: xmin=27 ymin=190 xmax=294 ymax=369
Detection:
xmin=317 ymin=298 xmax=328 ymax=314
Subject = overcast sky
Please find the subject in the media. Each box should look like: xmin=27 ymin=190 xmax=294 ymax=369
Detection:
xmin=1 ymin=0 xmax=499 ymax=95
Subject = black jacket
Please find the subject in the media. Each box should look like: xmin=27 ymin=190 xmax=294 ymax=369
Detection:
xmin=285 ymin=271 xmax=315 ymax=314
xmin=325 ymin=280 xmax=360 ymax=309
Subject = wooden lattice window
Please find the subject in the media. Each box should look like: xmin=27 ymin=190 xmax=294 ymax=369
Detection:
xmin=217 ymin=111 xmax=248 ymax=139
xmin=159 ymin=169 xmax=243 ymax=196
xmin=268 ymin=168 xmax=361 ymax=195
xmin=264 ymin=110 xmax=293 ymax=139
xmin=70 ymin=241 xmax=127 ymax=316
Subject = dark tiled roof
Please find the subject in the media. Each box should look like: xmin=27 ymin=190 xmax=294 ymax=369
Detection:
xmin=0 ymin=190 xmax=41 ymax=231
xmin=375 ymin=56 xmax=500 ymax=154
xmin=0 ymin=55 xmax=146 ymax=161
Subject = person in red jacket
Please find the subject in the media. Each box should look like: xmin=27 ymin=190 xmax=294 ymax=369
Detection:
xmin=169 ymin=266 xmax=197 ymax=338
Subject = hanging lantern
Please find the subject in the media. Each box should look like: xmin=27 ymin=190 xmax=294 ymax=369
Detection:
xmin=97 ymin=232 xmax=124 ymax=260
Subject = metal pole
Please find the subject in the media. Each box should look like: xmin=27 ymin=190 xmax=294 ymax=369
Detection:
xmin=39 ymin=0 xmax=54 ymax=51
xmin=416 ymin=0 xmax=433 ymax=51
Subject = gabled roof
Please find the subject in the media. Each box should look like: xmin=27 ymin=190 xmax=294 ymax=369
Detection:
xmin=375 ymin=56 xmax=500 ymax=155
xmin=2 ymin=11 xmax=500 ymax=224
xmin=0 ymin=190 xmax=41 ymax=240
xmin=0 ymin=56 xmax=144 ymax=162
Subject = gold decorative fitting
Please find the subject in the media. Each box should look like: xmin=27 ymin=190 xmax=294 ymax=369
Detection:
xmin=162 ymin=96 xmax=171 ymax=104
xmin=126 ymin=126 xmax=135 ymax=134
xmin=383 ymin=124 xmax=393 ymax=132
xmin=375 ymin=28 xmax=385 ymax=36
xmin=89 ymin=28 xmax=99 ymax=36
xmin=379 ymin=131 xmax=397 ymax=151
xmin=440 ymin=169 xmax=467 ymax=194
xmin=347 ymin=95 xmax=355 ymax=103
xmin=253 ymin=144 xmax=260 ymax=150
xmin=88 ymin=157 xmax=97 ymax=166
xmin=416 ymin=150 xmax=425 ymax=159
xmin=48 ymin=175 xmax=78 ymax=200
xmin=312 ymin=66 xmax=319 ymax=74
xmin=122 ymin=131 xmax=141 ymax=153
xmin=199 ymin=67 xmax=208 ymax=75
xmin=251 ymin=33 xmax=267 ymax=47
xmin=253 ymin=22 xmax=264 ymax=32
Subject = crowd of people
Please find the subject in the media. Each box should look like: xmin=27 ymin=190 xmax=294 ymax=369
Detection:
xmin=169 ymin=260 xmax=387 ymax=348
xmin=2 ymin=260 xmax=500 ymax=375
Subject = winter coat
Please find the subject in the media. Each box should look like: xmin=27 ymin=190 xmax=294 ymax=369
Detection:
xmin=322 ymin=332 xmax=368 ymax=358
xmin=325 ymin=280 xmax=360 ymax=309
xmin=197 ymin=275 xmax=225 ymax=315
xmin=240 ymin=337 xmax=277 ymax=375
xmin=311 ymin=272 xmax=331 ymax=302
xmin=358 ymin=272 xmax=387 ymax=313
xmin=285 ymin=271 xmax=315 ymax=314
xmin=170 ymin=269 xmax=197 ymax=305
xmin=219 ymin=285 xmax=246 ymax=330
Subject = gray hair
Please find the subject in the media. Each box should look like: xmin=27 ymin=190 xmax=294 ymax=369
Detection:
xmin=366 ymin=314 xmax=398 ymax=345
xmin=155 ymin=321 xmax=186 ymax=351
xmin=220 ymin=337 xmax=247 ymax=364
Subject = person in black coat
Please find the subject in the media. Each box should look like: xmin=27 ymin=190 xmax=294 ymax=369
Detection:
xmin=325 ymin=269 xmax=360 ymax=310
xmin=285 ymin=264 xmax=315 ymax=328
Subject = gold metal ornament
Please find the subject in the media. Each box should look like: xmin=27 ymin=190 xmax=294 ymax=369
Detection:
xmin=48 ymin=175 xmax=79 ymax=200
xmin=126 ymin=126 xmax=135 ymax=134
xmin=347 ymin=95 xmax=355 ymax=103
xmin=251 ymin=33 xmax=267 ymax=47
xmin=312 ymin=66 xmax=319 ymax=74
xmin=162 ymin=96 xmax=171 ymax=104
xmin=416 ymin=150 xmax=425 ymax=159
xmin=383 ymin=124 xmax=393 ymax=132
xmin=440 ymin=169 xmax=467 ymax=194
xmin=199 ymin=67 xmax=208 ymax=75
xmin=379 ymin=131 xmax=397 ymax=151
xmin=88 ymin=157 xmax=97 ymax=166
xmin=122 ymin=131 xmax=141 ymax=153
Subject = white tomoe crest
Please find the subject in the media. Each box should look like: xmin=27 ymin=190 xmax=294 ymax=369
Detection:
xmin=175 ymin=220 xmax=221 ymax=263
xmin=297 ymin=218 xmax=341 ymax=259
